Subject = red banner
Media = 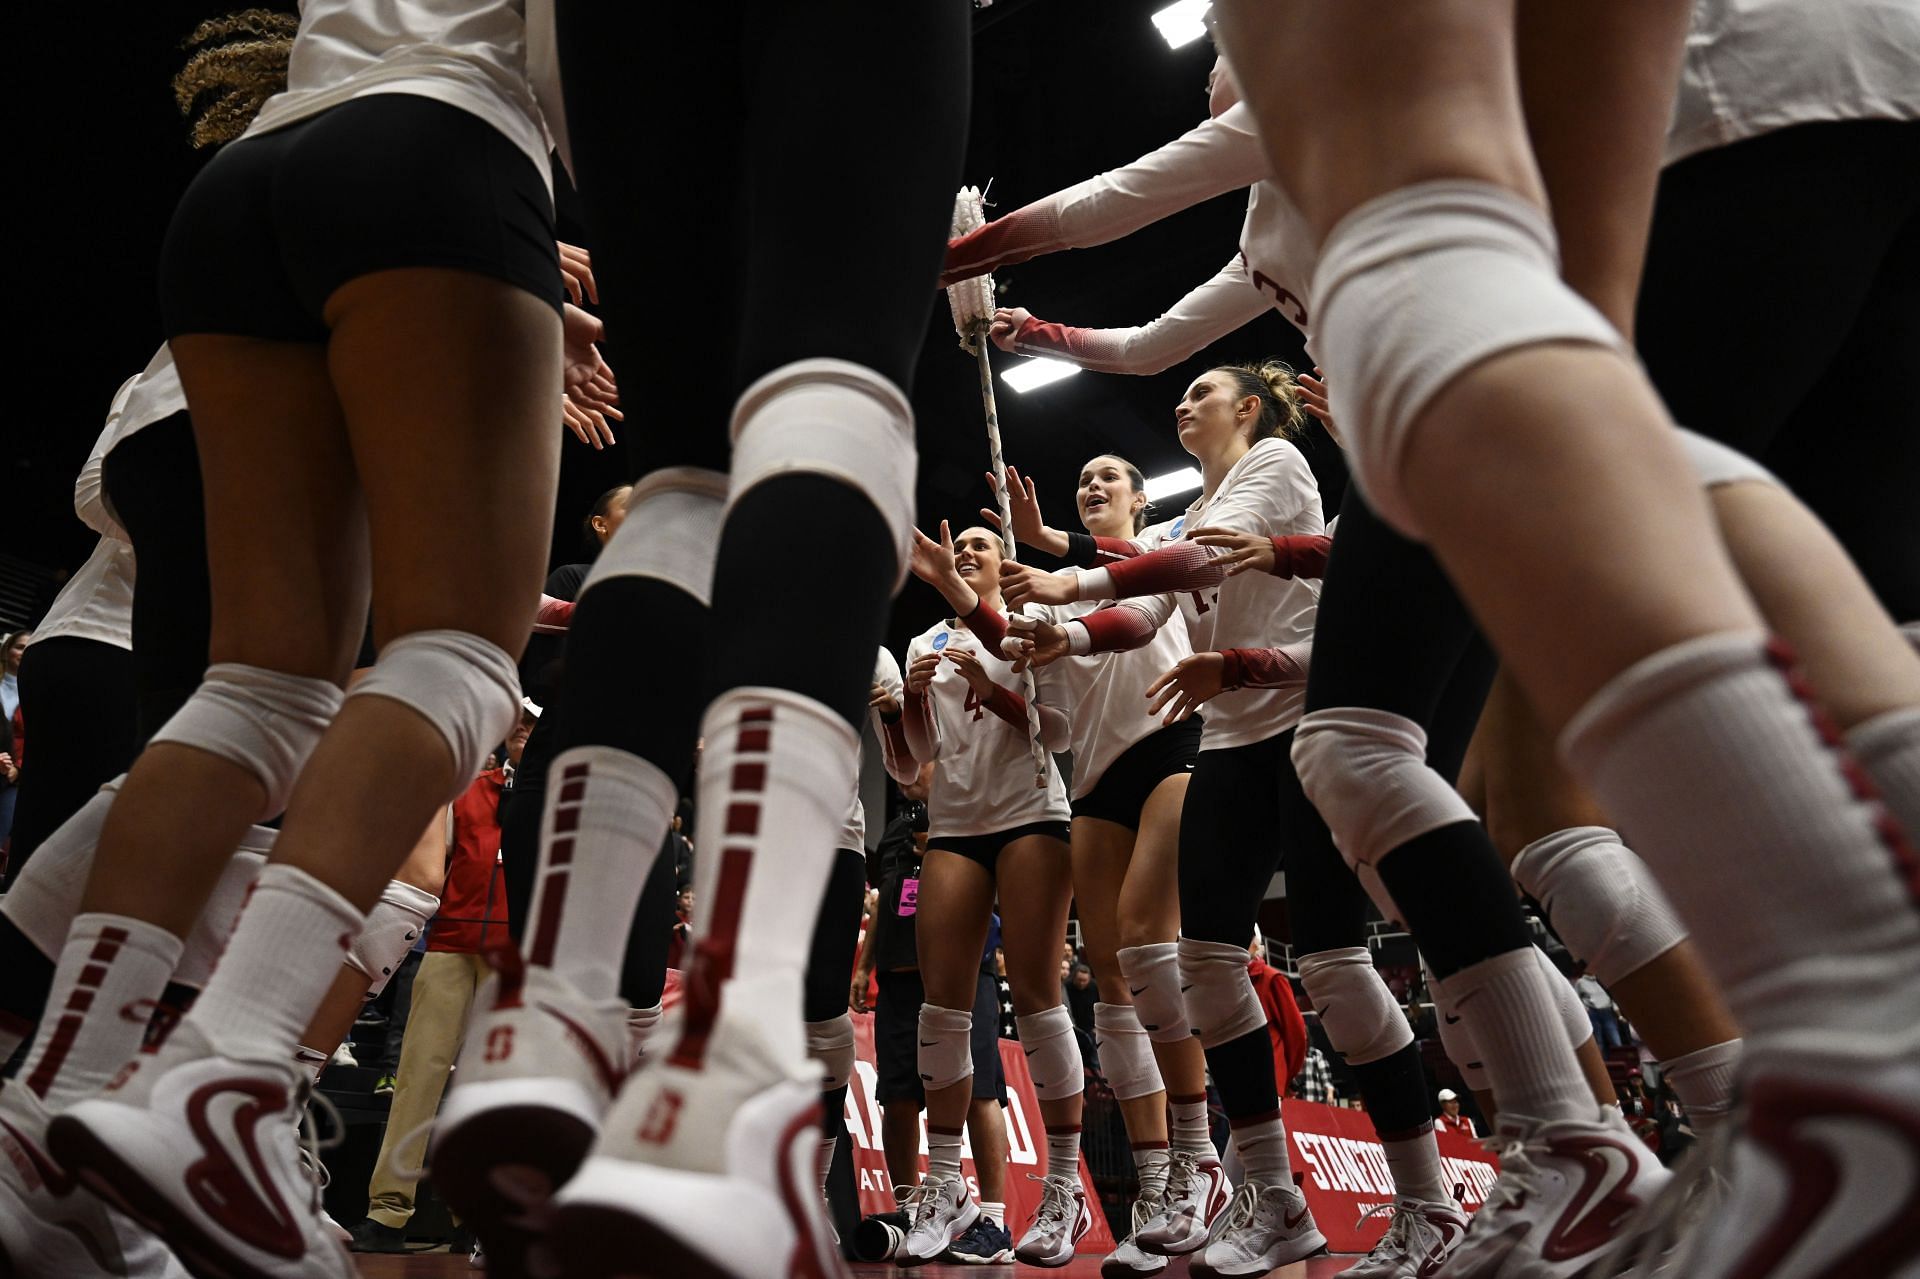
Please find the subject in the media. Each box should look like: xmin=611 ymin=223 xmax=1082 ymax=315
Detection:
xmin=1281 ymin=1099 xmax=1501 ymax=1254
xmin=843 ymin=1012 xmax=1118 ymax=1254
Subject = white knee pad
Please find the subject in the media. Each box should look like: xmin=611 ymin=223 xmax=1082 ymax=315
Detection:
xmin=730 ymin=359 xmax=918 ymax=590
xmin=628 ymin=1002 xmax=664 ymax=1065
xmin=807 ymin=1013 xmax=858 ymax=1092
xmin=348 ymin=630 xmax=520 ymax=788
xmin=1292 ymin=708 xmax=1479 ymax=872
xmin=174 ymin=828 xmax=274 ymax=988
xmin=1093 ymin=1002 xmax=1164 ymax=1101
xmin=1016 ymin=1004 xmax=1083 ymax=1102
xmin=1535 ymin=945 xmax=1593 ymax=1048
xmin=1848 ymin=707 xmax=1920 ymax=832
xmin=345 ymin=879 xmax=441 ymax=996
xmin=1116 ymin=942 xmax=1190 ymax=1045
xmin=581 ymin=467 xmax=728 ymax=605
xmin=1424 ymin=961 xmax=1488 ymax=1093
xmin=1313 ymin=180 xmax=1625 ymax=538
xmin=1902 ymin=621 xmax=1920 ymax=657
xmin=1676 ymin=427 xmax=1779 ymax=491
xmin=1297 ymin=947 xmax=1412 ymax=1066
xmin=149 ymin=663 xmax=344 ymax=818
xmin=917 ymin=1003 xmax=973 ymax=1091
xmin=1511 ymin=826 xmax=1688 ymax=985
xmin=1 ymin=780 xmax=122 ymax=958
xmin=1176 ymin=936 xmax=1266 ymax=1049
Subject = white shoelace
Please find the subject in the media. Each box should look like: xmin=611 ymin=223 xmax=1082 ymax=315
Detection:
xmin=1162 ymin=1148 xmax=1199 ymax=1203
xmin=1215 ymin=1180 xmax=1264 ymax=1237
xmin=1026 ymin=1173 xmax=1074 ymax=1232
xmin=900 ymin=1177 xmax=948 ymax=1230
xmin=1124 ymin=1192 xmax=1164 ymax=1244
xmin=1447 ymin=1129 xmax=1552 ymax=1262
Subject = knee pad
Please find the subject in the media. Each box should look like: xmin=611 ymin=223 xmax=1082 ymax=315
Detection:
xmin=1292 ymin=708 xmax=1478 ymax=872
xmin=1312 ymin=180 xmax=1625 ymax=537
xmin=1176 ymin=936 xmax=1266 ymax=1049
xmin=807 ymin=1012 xmax=858 ymax=1092
xmin=1 ymin=780 xmax=121 ymax=958
xmin=174 ymin=827 xmax=274 ymax=988
xmin=1425 ymin=961 xmax=1488 ymax=1093
xmin=149 ymin=663 xmax=344 ymax=818
xmin=581 ymin=467 xmax=728 ymax=605
xmin=730 ymin=359 xmax=917 ymax=590
xmin=628 ymin=1002 xmax=664 ymax=1065
xmin=1116 ymin=942 xmax=1190 ymax=1045
xmin=1903 ymin=621 xmax=1920 ymax=657
xmin=1297 ymin=947 xmax=1411 ymax=1066
xmin=1511 ymin=826 xmax=1687 ymax=985
xmin=1848 ymin=708 xmax=1919 ymax=821
xmin=1093 ymin=1003 xmax=1164 ymax=1101
xmin=348 ymin=630 xmax=520 ymax=788
xmin=1015 ymin=1004 xmax=1083 ymax=1102
xmin=345 ymin=880 xmax=441 ymax=997
xmin=1676 ymin=427 xmax=1779 ymax=491
xmin=917 ymin=1002 xmax=973 ymax=1092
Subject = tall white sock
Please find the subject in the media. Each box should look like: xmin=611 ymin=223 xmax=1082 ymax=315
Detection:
xmin=669 ymin=688 xmax=858 ymax=1069
xmin=1169 ymin=1091 xmax=1212 ymax=1156
xmin=1563 ymin=633 xmax=1920 ymax=1064
xmin=20 ymin=913 xmax=182 ymax=1108
xmin=1660 ymin=1038 xmax=1742 ymax=1133
xmin=1447 ymin=948 xmax=1594 ymax=1123
xmin=526 ymin=745 xmax=677 ymax=1001
xmin=1380 ymin=1131 xmax=1449 ymax=1206
xmin=1849 ymin=707 xmax=1920 ymax=837
xmin=927 ymin=1123 xmax=965 ymax=1181
xmin=188 ymin=863 xmax=362 ymax=1061
xmin=1045 ymin=1125 xmax=1082 ymax=1180
xmin=1133 ymin=1141 xmax=1171 ymax=1198
xmin=1228 ymin=1110 xmax=1294 ymax=1186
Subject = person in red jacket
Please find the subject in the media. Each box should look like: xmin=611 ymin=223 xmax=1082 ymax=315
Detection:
xmin=1248 ymin=928 xmax=1307 ymax=1097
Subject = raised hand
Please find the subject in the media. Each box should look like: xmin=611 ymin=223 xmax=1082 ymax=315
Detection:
xmin=1000 ymin=560 xmax=1077 ymax=609
xmin=558 ymin=240 xmax=599 ymax=306
xmin=906 ymin=651 xmax=943 ymax=695
xmin=1145 ymin=652 xmax=1228 ymax=724
xmin=943 ymin=646 xmax=998 ymax=696
xmin=979 ymin=464 xmax=1059 ymax=554
xmin=1188 ymin=526 xmax=1273 ymax=577
xmin=1003 ymin=614 xmax=1072 ymax=672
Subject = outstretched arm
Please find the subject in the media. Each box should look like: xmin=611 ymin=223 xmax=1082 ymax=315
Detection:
xmin=990 ymin=257 xmax=1271 ymax=375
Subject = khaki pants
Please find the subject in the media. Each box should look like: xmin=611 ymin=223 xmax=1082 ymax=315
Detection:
xmin=366 ymin=950 xmax=490 ymax=1227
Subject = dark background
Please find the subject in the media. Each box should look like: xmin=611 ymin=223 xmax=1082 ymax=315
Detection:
xmin=4 ymin=0 xmax=1342 ymax=654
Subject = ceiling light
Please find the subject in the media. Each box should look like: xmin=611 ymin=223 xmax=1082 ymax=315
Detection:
xmin=1000 ymin=358 xmax=1081 ymax=393
xmin=1143 ymin=467 xmax=1202 ymax=500
xmin=1151 ymin=0 xmax=1210 ymax=49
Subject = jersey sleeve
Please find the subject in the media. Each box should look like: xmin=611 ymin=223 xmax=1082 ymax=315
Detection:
xmin=896 ymin=637 xmax=942 ymax=771
xmin=1006 ymin=257 xmax=1273 ymax=376
xmin=1202 ymin=439 xmax=1323 ymax=538
xmin=941 ymin=106 xmax=1269 ymax=284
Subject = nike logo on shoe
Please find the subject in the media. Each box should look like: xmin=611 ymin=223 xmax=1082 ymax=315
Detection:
xmin=1284 ymin=1202 xmax=1310 ymax=1230
xmin=1443 ymin=1013 xmax=1461 ymax=1025
xmin=183 ymin=1078 xmax=307 ymax=1260
xmin=1539 ymin=1135 xmax=1642 ymax=1262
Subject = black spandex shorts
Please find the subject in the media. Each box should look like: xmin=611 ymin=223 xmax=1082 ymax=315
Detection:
xmin=926 ymin=820 xmax=1072 ymax=873
xmin=160 ymin=94 xmax=562 ymax=342
xmin=873 ymin=968 xmax=1007 ymax=1107
xmin=1070 ymin=719 xmax=1202 ymax=831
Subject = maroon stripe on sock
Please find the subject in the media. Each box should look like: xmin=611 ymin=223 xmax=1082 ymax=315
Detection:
xmin=552 ymin=805 xmax=581 ymax=834
xmin=1048 ymin=1124 xmax=1083 ymax=1135
xmin=1376 ymin=1121 xmax=1435 ymax=1143
xmin=1131 ymin=1139 xmax=1170 ymax=1150
xmin=1229 ymin=1108 xmax=1281 ymax=1130
xmin=548 ymin=835 xmax=576 ymax=869
xmin=1168 ymin=1092 xmax=1208 ymax=1105
xmin=1768 ymin=638 xmax=1920 ymax=906
xmin=732 ymin=762 xmax=766 ymax=792
xmin=742 ymin=706 xmax=775 ymax=723
xmin=929 ymin=1124 xmax=965 ymax=1136
xmin=558 ymin=779 xmax=586 ymax=804
xmin=68 ymin=991 xmax=95 ymax=1014
xmin=25 ymin=1015 xmax=82 ymax=1098
xmin=528 ymin=870 xmax=569 ymax=968
xmin=78 ymin=964 xmax=108 ymax=988
xmin=561 ymin=762 xmax=590 ymax=781
xmin=668 ymin=845 xmax=753 ymax=1070
xmin=725 ymin=803 xmax=760 ymax=837
xmin=738 ymin=727 xmax=771 ymax=753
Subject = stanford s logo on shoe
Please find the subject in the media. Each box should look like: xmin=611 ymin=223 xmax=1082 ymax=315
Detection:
xmin=635 ymin=1089 xmax=685 ymax=1145
xmin=1719 ymin=1077 xmax=1920 ymax=1279
xmin=183 ymin=1078 xmax=307 ymax=1259
xmin=1539 ymin=1135 xmax=1642 ymax=1262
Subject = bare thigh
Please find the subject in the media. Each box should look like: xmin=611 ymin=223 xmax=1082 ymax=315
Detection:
xmin=916 ymin=848 xmax=997 ymax=1011
xmin=1117 ymin=772 xmax=1187 ymax=948
xmin=996 ymin=833 xmax=1074 ymax=1014
xmin=1069 ymin=817 xmax=1133 ymax=994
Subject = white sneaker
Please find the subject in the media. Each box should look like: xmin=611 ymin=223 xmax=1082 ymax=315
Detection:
xmin=539 ymin=974 xmax=847 ymax=1279
xmin=1342 ymin=1195 xmax=1471 ymax=1279
xmin=1135 ymin=1147 xmax=1231 ymax=1255
xmin=0 ymin=1079 xmax=183 ymax=1279
xmin=1188 ymin=1176 xmax=1326 ymax=1277
xmin=430 ymin=955 xmax=630 ymax=1279
xmin=327 ymin=1042 xmax=356 ymax=1070
xmin=1014 ymin=1171 xmax=1093 ymax=1267
xmin=1101 ymin=1192 xmax=1170 ymax=1278
xmin=1435 ymin=1107 xmax=1670 ymax=1279
xmin=45 ymin=1022 xmax=354 ymax=1279
xmin=895 ymin=1172 xmax=980 ymax=1267
xmin=1580 ymin=1122 xmax=1730 ymax=1279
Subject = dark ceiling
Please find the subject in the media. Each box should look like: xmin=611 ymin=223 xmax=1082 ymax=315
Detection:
xmin=8 ymin=0 xmax=1342 ymax=653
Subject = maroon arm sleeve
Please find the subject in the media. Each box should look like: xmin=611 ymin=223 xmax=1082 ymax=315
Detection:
xmin=1270 ymin=535 xmax=1333 ymax=581
xmin=1219 ymin=644 xmax=1311 ymax=690
xmin=1076 ymin=604 xmax=1159 ymax=653
xmin=983 ymin=683 xmax=1031 ymax=733
xmin=961 ymin=602 xmax=1009 ymax=654
xmin=1103 ymin=540 xmax=1225 ymax=597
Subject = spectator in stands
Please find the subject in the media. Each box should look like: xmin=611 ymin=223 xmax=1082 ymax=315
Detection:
xmin=1436 ymin=1088 xmax=1476 ymax=1137
xmin=1576 ymin=971 xmax=1624 ymax=1051
xmin=1247 ymin=928 xmax=1309 ymax=1097
xmin=1294 ymin=1046 xmax=1338 ymax=1105
xmin=0 ymin=629 xmax=27 ymax=846
xmin=346 ymin=706 xmax=530 ymax=1253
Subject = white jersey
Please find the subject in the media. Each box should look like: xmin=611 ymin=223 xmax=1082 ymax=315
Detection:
xmin=1164 ymin=438 xmax=1323 ymax=752
xmin=1033 ymin=518 xmax=1196 ymax=799
xmin=839 ymin=647 xmax=904 ymax=852
xmin=102 ymin=346 xmax=188 ymax=461
xmin=906 ymin=618 xmax=1070 ymax=838
xmin=32 ymin=382 xmax=140 ymax=652
xmin=240 ymin=0 xmax=552 ymax=192
xmin=1668 ymin=0 xmax=1920 ymax=164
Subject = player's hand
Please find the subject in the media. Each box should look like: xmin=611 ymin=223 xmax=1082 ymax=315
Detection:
xmin=906 ymin=651 xmax=942 ymax=695
xmin=1003 ymin=615 xmax=1071 ymax=672
xmin=987 ymin=306 xmax=1031 ymax=354
xmin=979 ymin=465 xmax=1055 ymax=553
xmin=1188 ymin=526 xmax=1273 ymax=577
xmin=909 ymin=521 xmax=963 ymax=592
xmin=562 ymin=393 xmax=618 ymax=449
xmin=849 ymin=974 xmax=871 ymax=1014
xmin=1298 ymin=367 xmax=1338 ymax=441
xmin=869 ymin=681 xmax=902 ymax=720
xmin=1000 ymin=560 xmax=1076 ymax=609
xmin=558 ymin=240 xmax=598 ymax=306
xmin=1145 ymin=652 xmax=1227 ymax=724
xmin=944 ymin=647 xmax=997 ymax=696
